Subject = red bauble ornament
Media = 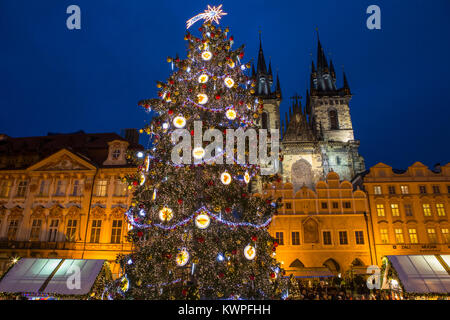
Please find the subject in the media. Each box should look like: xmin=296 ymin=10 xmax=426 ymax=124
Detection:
xmin=240 ymin=52 xmax=244 ymax=58
xmin=274 ymin=241 xmax=279 ymax=247
xmin=182 ymin=289 xmax=187 ymax=296
xmin=177 ymin=199 xmax=183 ymax=205
xmin=137 ymin=231 xmax=143 ymax=237
xmin=270 ymin=272 xmax=276 ymax=279
xmin=251 ymin=236 xmax=258 ymax=242
xmin=169 ymin=80 xmax=174 ymax=85
xmin=197 ymin=237 xmax=204 ymax=243
xmin=215 ymin=95 xmax=221 ymax=100
xmin=232 ymin=249 xmax=237 ymax=255
xmin=190 ymin=130 xmax=195 ymax=136
xmin=211 ymin=33 xmax=215 ymax=38
xmin=168 ymin=109 xmax=174 ymax=115
xmin=133 ymin=181 xmax=138 ymax=186
xmin=225 ymin=207 xmax=231 ymax=213
xmin=242 ymin=193 xmax=247 ymax=198
xmin=202 ymin=84 xmax=206 ymax=89
xmin=250 ymin=275 xmax=255 ymax=281
xmin=218 ymin=273 xmax=224 ymax=279
xmin=230 ymin=36 xmax=234 ymax=41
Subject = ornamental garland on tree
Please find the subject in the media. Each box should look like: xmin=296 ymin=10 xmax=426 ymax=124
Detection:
xmin=107 ymin=8 xmax=287 ymax=300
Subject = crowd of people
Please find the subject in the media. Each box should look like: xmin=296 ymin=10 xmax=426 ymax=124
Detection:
xmin=287 ymin=277 xmax=449 ymax=300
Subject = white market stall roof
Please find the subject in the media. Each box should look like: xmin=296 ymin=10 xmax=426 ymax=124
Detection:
xmin=0 ymin=258 xmax=105 ymax=295
xmin=386 ymin=255 xmax=450 ymax=294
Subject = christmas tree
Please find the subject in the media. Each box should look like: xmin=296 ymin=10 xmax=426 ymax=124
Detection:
xmin=109 ymin=6 xmax=287 ymax=300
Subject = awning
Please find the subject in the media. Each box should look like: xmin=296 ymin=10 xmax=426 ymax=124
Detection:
xmin=0 ymin=258 xmax=105 ymax=295
xmin=386 ymin=255 xmax=450 ymax=294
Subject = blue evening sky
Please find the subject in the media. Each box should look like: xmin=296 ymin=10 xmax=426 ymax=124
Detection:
xmin=0 ymin=0 xmax=449 ymax=170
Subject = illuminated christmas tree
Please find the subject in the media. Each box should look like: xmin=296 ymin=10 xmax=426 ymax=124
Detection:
xmin=110 ymin=6 xmax=287 ymax=300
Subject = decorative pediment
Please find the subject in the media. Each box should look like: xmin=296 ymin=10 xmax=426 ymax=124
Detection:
xmin=31 ymin=206 xmax=46 ymax=218
xmin=49 ymin=205 xmax=64 ymax=218
xmin=110 ymin=207 xmax=126 ymax=219
xmin=66 ymin=206 xmax=81 ymax=218
xmin=27 ymin=149 xmax=96 ymax=172
xmin=8 ymin=207 xmax=24 ymax=220
xmin=91 ymin=206 xmax=106 ymax=219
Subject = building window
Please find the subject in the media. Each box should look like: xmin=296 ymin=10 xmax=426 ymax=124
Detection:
xmin=355 ymin=231 xmax=364 ymax=245
xmin=29 ymin=219 xmax=42 ymax=241
xmin=48 ymin=219 xmax=59 ymax=242
xmin=90 ymin=220 xmax=102 ymax=243
xmin=38 ymin=180 xmax=49 ymax=196
xmin=374 ymin=186 xmax=382 ymax=195
xmin=343 ymin=202 xmax=351 ymax=209
xmin=321 ymin=202 xmax=328 ymax=209
xmin=66 ymin=220 xmax=78 ymax=242
xmin=447 ymin=185 xmax=450 ymax=194
xmin=394 ymin=228 xmax=404 ymax=243
xmin=380 ymin=229 xmax=389 ymax=244
xmin=55 ymin=180 xmax=66 ymax=196
xmin=441 ymin=228 xmax=450 ymax=244
xmin=376 ymin=204 xmax=385 ymax=217
xmin=323 ymin=231 xmax=332 ymax=245
xmin=112 ymin=149 xmax=121 ymax=160
xmin=336 ymin=156 xmax=341 ymax=165
xmin=275 ymin=232 xmax=284 ymax=245
xmin=427 ymin=228 xmax=437 ymax=243
xmin=111 ymin=220 xmax=123 ymax=244
xmin=391 ymin=204 xmax=400 ymax=217
xmin=7 ymin=220 xmax=19 ymax=240
xmin=285 ymin=202 xmax=292 ymax=210
xmin=72 ymin=180 xmax=82 ymax=196
xmin=0 ymin=180 xmax=12 ymax=198
xmin=400 ymin=185 xmax=409 ymax=195
xmin=95 ymin=180 xmax=108 ymax=197
xmin=408 ymin=228 xmax=418 ymax=244
xmin=404 ymin=204 xmax=413 ymax=217
xmin=436 ymin=204 xmax=446 ymax=216
xmin=339 ymin=231 xmax=348 ymax=245
xmin=388 ymin=186 xmax=396 ymax=195
xmin=432 ymin=185 xmax=440 ymax=194
xmin=291 ymin=232 xmax=300 ymax=245
xmin=261 ymin=112 xmax=268 ymax=130
xmin=16 ymin=180 xmax=28 ymax=197
xmin=422 ymin=204 xmax=432 ymax=217
xmin=329 ymin=110 xmax=339 ymax=130
xmin=114 ymin=179 xmax=127 ymax=197
xmin=332 ymin=202 xmax=339 ymax=209
xmin=419 ymin=185 xmax=427 ymax=194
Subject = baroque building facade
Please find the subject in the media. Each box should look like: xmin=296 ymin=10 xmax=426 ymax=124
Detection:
xmin=357 ymin=162 xmax=450 ymax=266
xmin=0 ymin=131 xmax=142 ymax=277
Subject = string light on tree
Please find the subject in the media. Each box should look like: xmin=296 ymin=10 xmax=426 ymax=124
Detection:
xmin=224 ymin=77 xmax=235 ymax=88
xmin=173 ymin=116 xmax=186 ymax=128
xmin=198 ymin=74 xmax=209 ymax=83
xmin=201 ymin=51 xmax=212 ymax=61
xmin=244 ymin=244 xmax=256 ymax=260
xmin=193 ymin=147 xmax=206 ymax=160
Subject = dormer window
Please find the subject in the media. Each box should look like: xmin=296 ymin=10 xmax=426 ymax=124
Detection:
xmin=112 ymin=149 xmax=121 ymax=160
xmin=103 ymin=140 xmax=129 ymax=166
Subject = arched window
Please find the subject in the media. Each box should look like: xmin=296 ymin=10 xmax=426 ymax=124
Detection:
xmin=261 ymin=112 xmax=268 ymax=129
xmin=329 ymin=109 xmax=339 ymax=130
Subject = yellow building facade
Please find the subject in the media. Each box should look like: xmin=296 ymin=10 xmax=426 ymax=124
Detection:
xmin=362 ymin=162 xmax=450 ymax=266
xmin=265 ymin=171 xmax=374 ymax=276
xmin=0 ymin=132 xmax=141 ymax=278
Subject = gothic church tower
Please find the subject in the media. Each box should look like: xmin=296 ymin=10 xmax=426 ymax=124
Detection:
xmin=281 ymin=37 xmax=365 ymax=191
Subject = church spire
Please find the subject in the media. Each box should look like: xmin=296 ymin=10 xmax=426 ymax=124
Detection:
xmin=257 ymin=32 xmax=268 ymax=75
xmin=343 ymin=71 xmax=351 ymax=95
xmin=275 ymin=71 xmax=282 ymax=98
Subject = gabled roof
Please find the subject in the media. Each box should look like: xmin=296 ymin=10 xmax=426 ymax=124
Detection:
xmin=0 ymin=131 xmax=142 ymax=170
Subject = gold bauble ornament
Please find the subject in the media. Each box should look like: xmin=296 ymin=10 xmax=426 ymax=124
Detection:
xmin=250 ymin=89 xmax=255 ymax=94
xmin=167 ymin=57 xmax=172 ymax=63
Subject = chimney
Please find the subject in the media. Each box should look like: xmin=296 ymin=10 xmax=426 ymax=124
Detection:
xmin=121 ymin=128 xmax=139 ymax=145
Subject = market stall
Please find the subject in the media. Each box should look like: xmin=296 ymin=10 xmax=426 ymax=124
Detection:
xmin=0 ymin=258 xmax=111 ymax=300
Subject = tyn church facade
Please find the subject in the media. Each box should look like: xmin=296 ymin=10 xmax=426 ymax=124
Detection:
xmin=253 ymin=36 xmax=365 ymax=191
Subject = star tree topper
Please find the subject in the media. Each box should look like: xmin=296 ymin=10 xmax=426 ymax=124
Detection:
xmin=186 ymin=4 xmax=227 ymax=29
